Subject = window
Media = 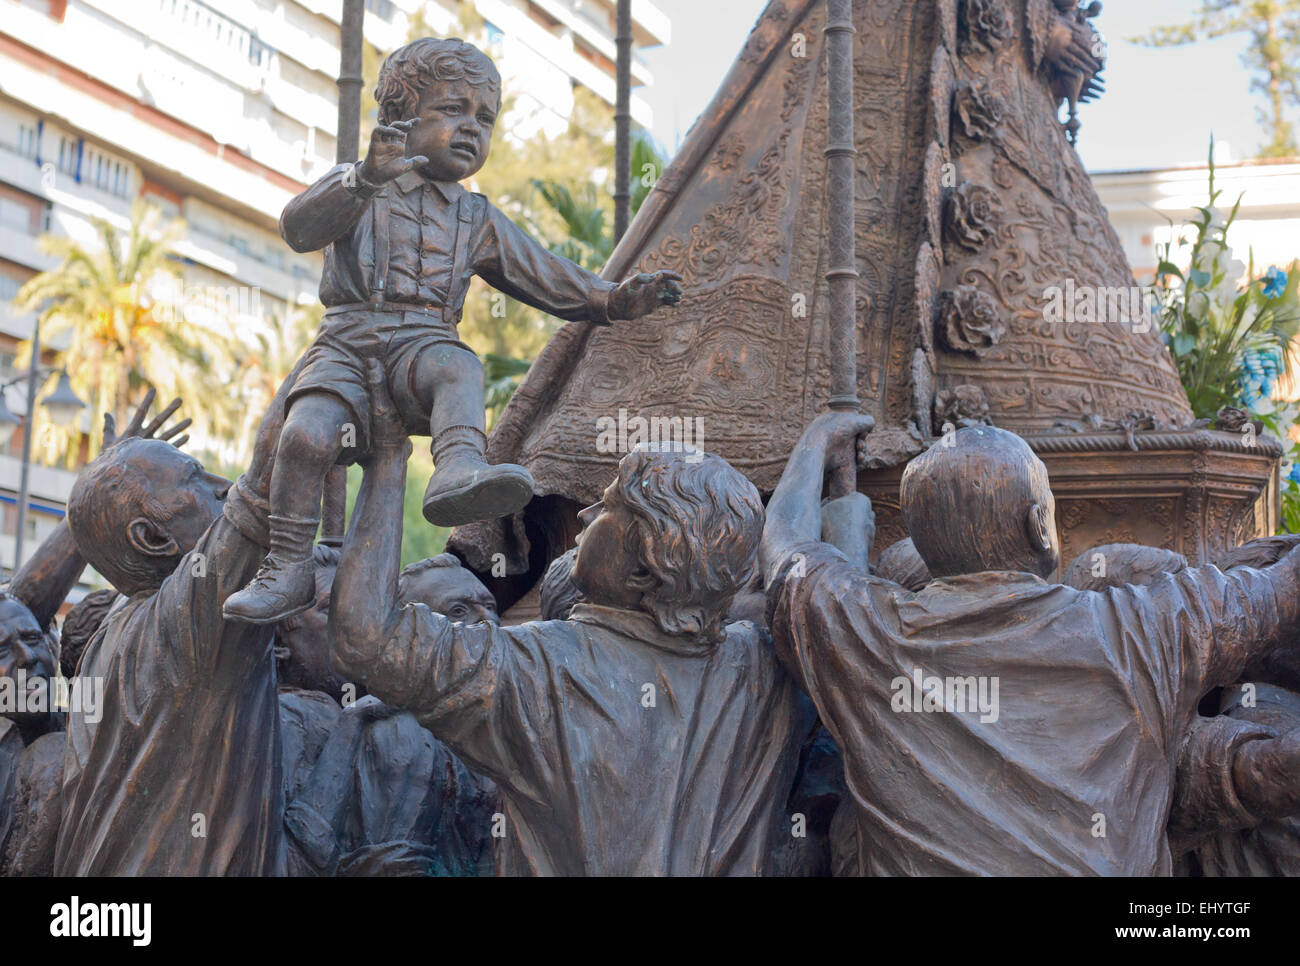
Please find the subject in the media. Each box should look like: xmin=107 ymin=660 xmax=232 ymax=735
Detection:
xmin=158 ymin=0 xmax=275 ymax=73
xmin=0 ymin=188 xmax=48 ymax=236
xmin=84 ymin=147 xmax=131 ymax=199
xmin=0 ymin=276 xmax=20 ymax=302
xmin=0 ymin=198 xmax=30 ymax=233
xmin=57 ymin=136 xmax=79 ymax=178
xmin=15 ymin=124 xmax=38 ymax=160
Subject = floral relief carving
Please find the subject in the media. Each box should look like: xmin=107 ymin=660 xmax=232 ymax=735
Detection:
xmin=960 ymin=0 xmax=1013 ymax=54
xmin=952 ymin=80 xmax=1007 ymax=146
xmin=939 ymin=284 xmax=1006 ymax=354
xmin=944 ymin=181 xmax=1003 ymax=252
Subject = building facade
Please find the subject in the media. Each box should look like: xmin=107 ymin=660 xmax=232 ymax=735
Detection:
xmin=1091 ymin=153 xmax=1300 ymax=283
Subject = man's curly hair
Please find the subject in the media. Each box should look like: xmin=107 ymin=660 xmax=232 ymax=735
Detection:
xmin=613 ymin=446 xmax=763 ymax=645
xmin=375 ymin=38 xmax=501 ymax=126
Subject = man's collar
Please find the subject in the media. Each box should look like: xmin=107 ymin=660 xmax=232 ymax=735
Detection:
xmin=568 ymin=603 xmax=714 ymax=657
xmin=393 ymin=169 xmax=464 ymax=203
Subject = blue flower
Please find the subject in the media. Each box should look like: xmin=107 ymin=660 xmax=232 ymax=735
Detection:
xmin=1263 ymin=266 xmax=1288 ymax=299
xmin=1238 ymin=346 xmax=1283 ymax=406
xmin=1289 ymin=463 xmax=1300 ymax=486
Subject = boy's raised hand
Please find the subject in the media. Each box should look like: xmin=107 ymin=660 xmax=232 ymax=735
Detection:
xmin=358 ymin=118 xmax=429 ymax=186
xmin=610 ymin=270 xmax=683 ymax=320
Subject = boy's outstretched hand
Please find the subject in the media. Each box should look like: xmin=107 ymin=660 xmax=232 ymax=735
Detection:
xmin=610 ymin=270 xmax=683 ymax=320
xmin=358 ymin=118 xmax=428 ymax=186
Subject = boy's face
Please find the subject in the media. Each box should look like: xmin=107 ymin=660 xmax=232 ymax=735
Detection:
xmin=405 ymin=78 xmax=498 ymax=183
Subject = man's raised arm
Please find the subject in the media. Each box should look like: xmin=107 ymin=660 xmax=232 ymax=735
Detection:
xmin=761 ymin=412 xmax=874 ymax=588
xmin=329 ymin=361 xmax=409 ymax=672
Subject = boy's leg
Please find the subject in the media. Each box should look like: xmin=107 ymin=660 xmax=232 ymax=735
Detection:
xmin=224 ymin=393 xmax=350 ymax=624
xmin=414 ymin=344 xmax=534 ymax=527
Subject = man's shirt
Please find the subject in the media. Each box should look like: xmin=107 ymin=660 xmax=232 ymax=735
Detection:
xmin=281 ymin=164 xmax=616 ymax=322
xmin=360 ymin=601 xmax=804 ymax=876
xmin=767 ymin=541 xmax=1300 ymax=876
xmin=55 ymin=481 xmax=283 ymax=876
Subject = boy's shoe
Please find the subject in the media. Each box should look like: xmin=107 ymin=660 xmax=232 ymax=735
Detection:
xmin=422 ymin=456 xmax=535 ymax=527
xmin=223 ymin=555 xmax=316 ymax=625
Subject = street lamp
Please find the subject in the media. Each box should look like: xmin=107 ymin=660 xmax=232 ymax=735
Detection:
xmin=4 ymin=318 xmax=85 ymax=572
xmin=41 ymin=371 xmax=86 ymax=427
xmin=0 ymin=392 xmax=18 ymax=448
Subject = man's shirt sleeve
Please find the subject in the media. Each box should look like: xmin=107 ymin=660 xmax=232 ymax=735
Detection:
xmin=1109 ymin=550 xmax=1300 ymax=730
xmin=1169 ymin=713 xmax=1276 ymax=857
xmin=767 ymin=539 xmax=888 ymax=703
xmin=473 ymin=202 xmax=618 ymax=323
xmin=357 ymin=603 xmax=551 ymax=803
xmin=142 ymin=475 xmax=272 ymax=680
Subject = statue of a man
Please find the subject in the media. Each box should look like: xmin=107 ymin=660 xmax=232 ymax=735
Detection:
xmin=328 ymin=363 xmax=805 ymax=875
xmin=279 ymin=546 xmax=497 ymax=877
xmin=54 ymin=373 xmax=301 ymax=876
xmin=763 ymin=415 xmax=1300 ymax=875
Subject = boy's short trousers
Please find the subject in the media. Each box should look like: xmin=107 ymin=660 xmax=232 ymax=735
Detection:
xmin=286 ymin=302 xmax=477 ymax=455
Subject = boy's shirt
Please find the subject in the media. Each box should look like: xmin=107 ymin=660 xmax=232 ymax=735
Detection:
xmin=281 ymin=163 xmax=617 ymax=323
xmin=767 ymin=541 xmax=1300 ymax=876
xmin=357 ymin=601 xmax=805 ymax=876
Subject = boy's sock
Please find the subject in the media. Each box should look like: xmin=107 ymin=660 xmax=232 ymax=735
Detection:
xmin=422 ymin=424 xmax=534 ymax=527
xmin=222 ymin=512 xmax=320 ymax=624
xmin=431 ymin=424 xmax=488 ymax=465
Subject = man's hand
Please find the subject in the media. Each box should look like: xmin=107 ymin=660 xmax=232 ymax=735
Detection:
xmin=1234 ymin=727 xmax=1300 ymax=818
xmin=103 ymin=388 xmax=192 ymax=450
xmin=800 ymin=411 xmax=876 ymax=469
xmin=358 ymin=119 xmax=428 ymax=186
xmin=610 ymin=271 xmax=683 ymax=320
xmin=362 ymin=360 xmax=411 ymax=464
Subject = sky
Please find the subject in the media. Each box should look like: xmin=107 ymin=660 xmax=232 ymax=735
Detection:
xmin=639 ymin=0 xmax=1266 ymax=172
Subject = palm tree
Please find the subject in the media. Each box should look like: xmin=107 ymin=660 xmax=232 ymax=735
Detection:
xmin=221 ymin=302 xmax=321 ymax=471
xmin=12 ymin=201 xmax=236 ymax=464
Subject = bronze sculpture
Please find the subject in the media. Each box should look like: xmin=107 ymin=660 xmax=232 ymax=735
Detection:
xmin=0 ymin=394 xmax=187 ymax=877
xmin=328 ymin=365 xmax=805 ymax=875
xmin=763 ymin=416 xmax=1300 ymax=874
xmin=54 ymin=377 xmax=297 ymax=875
xmin=223 ymin=37 xmax=681 ymax=626
xmin=1062 ymin=538 xmax=1300 ymax=876
xmin=279 ymin=544 xmax=496 ymax=877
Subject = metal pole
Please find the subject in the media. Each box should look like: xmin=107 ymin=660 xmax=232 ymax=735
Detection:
xmin=613 ymin=0 xmax=633 ymax=243
xmin=824 ymin=0 xmax=858 ymax=497
xmin=322 ymin=0 xmax=366 ymax=548
xmin=14 ymin=319 xmax=39 ymax=572
xmin=337 ymin=0 xmax=365 ymax=166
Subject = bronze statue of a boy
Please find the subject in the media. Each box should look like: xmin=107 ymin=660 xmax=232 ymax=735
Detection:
xmin=224 ymin=37 xmax=681 ymax=624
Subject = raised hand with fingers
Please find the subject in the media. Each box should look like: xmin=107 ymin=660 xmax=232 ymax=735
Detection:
xmin=102 ymin=389 xmax=193 ymax=451
xmin=358 ymin=118 xmax=429 ymax=187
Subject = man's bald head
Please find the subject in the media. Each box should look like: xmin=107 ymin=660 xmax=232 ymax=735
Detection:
xmin=901 ymin=426 xmax=1059 ymax=579
xmin=66 ymin=438 xmax=230 ymax=596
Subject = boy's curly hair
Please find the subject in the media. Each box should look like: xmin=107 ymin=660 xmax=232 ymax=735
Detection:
xmin=375 ymin=38 xmax=501 ymax=125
